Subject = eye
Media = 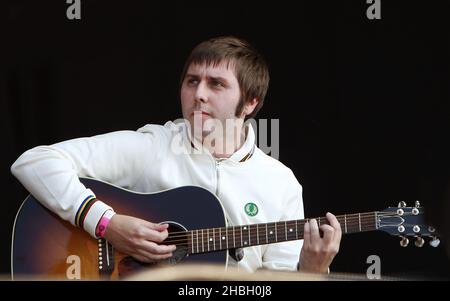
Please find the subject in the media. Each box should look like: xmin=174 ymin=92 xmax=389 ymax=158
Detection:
xmin=186 ymin=78 xmax=198 ymax=86
xmin=210 ymin=80 xmax=224 ymax=88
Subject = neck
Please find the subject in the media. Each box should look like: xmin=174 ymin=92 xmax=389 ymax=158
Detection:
xmin=189 ymin=123 xmax=247 ymax=158
xmin=211 ymin=126 xmax=247 ymax=158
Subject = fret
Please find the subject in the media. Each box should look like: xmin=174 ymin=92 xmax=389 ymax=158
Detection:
xmin=358 ymin=213 xmax=361 ymax=232
xmin=191 ymin=231 xmax=194 ymax=254
xmin=225 ymin=228 xmax=229 ymax=249
xmin=233 ymin=226 xmax=236 ymax=248
xmin=212 ymin=228 xmax=215 ymax=251
xmin=374 ymin=212 xmax=378 ymax=230
xmin=220 ymin=227 xmax=223 ymax=249
xmin=208 ymin=228 xmax=213 ymax=251
xmin=248 ymin=225 xmax=251 ymax=246
xmin=274 ymin=222 xmax=278 ymax=242
xmin=201 ymin=229 xmax=204 ymax=253
xmin=286 ymin=221 xmax=295 ymax=240
xmin=207 ymin=228 xmax=209 ymax=252
xmin=370 ymin=212 xmax=376 ymax=231
xmin=242 ymin=226 xmax=247 ymax=246
xmin=265 ymin=223 xmax=268 ymax=244
xmin=246 ymin=226 xmax=250 ymax=246
xmin=258 ymin=224 xmax=267 ymax=244
xmin=305 ymin=219 xmax=309 ymax=239
xmin=196 ymin=230 xmax=199 ymax=254
xmin=256 ymin=224 xmax=259 ymax=245
xmin=214 ymin=228 xmax=222 ymax=250
xmin=285 ymin=221 xmax=288 ymax=241
xmin=277 ymin=222 xmax=282 ymax=242
xmin=295 ymin=220 xmax=298 ymax=239
xmin=344 ymin=214 xmax=347 ymax=233
xmin=267 ymin=223 xmax=276 ymax=244
xmin=240 ymin=226 xmax=243 ymax=247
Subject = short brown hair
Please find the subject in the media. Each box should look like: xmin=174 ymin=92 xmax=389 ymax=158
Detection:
xmin=180 ymin=36 xmax=269 ymax=119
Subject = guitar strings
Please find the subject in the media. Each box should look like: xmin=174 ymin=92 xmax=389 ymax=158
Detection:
xmin=163 ymin=211 xmax=412 ymax=238
xmin=161 ymin=218 xmax=393 ymax=246
xmin=163 ymin=218 xmax=425 ymax=247
xmin=165 ymin=219 xmax=378 ymax=240
xmin=164 ymin=223 xmax=385 ymax=250
xmin=163 ymin=213 xmax=415 ymax=242
xmin=163 ymin=219 xmax=430 ymax=251
xmin=164 ymin=211 xmax=379 ymax=237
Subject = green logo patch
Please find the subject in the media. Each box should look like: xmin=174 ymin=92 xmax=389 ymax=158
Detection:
xmin=244 ymin=202 xmax=258 ymax=217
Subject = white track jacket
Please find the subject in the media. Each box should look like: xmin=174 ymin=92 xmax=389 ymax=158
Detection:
xmin=11 ymin=121 xmax=304 ymax=272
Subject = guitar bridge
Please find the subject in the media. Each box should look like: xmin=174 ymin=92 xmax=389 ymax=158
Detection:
xmin=98 ymin=238 xmax=115 ymax=279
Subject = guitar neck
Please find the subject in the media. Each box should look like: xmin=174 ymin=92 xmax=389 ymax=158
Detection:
xmin=166 ymin=212 xmax=379 ymax=255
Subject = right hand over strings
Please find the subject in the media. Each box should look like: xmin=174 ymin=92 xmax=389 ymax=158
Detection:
xmin=104 ymin=214 xmax=176 ymax=263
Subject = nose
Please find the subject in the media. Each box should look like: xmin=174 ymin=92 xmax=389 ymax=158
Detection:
xmin=194 ymin=81 xmax=208 ymax=103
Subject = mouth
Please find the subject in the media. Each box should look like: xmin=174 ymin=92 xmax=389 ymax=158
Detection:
xmin=192 ymin=111 xmax=211 ymax=117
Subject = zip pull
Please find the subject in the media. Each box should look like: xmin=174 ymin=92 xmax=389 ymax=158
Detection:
xmin=215 ymin=158 xmax=225 ymax=168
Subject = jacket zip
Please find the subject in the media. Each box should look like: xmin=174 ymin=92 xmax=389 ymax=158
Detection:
xmin=215 ymin=160 xmax=221 ymax=196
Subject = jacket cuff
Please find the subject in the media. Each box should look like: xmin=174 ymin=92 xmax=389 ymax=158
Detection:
xmin=84 ymin=201 xmax=114 ymax=238
xmin=73 ymin=189 xmax=114 ymax=238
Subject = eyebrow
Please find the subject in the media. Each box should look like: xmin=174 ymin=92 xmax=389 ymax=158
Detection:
xmin=185 ymin=73 xmax=230 ymax=84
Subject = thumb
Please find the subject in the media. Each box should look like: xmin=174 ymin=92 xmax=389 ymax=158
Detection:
xmin=149 ymin=222 xmax=169 ymax=232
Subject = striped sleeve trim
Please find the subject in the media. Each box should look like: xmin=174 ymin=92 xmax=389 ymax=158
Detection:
xmin=75 ymin=195 xmax=97 ymax=228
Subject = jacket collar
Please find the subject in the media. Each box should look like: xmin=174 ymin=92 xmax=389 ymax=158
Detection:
xmin=182 ymin=121 xmax=256 ymax=163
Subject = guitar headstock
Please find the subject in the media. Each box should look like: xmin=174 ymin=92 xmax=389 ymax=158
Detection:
xmin=377 ymin=201 xmax=440 ymax=248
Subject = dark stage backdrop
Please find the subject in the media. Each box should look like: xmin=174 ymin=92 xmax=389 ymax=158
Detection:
xmin=1 ymin=0 xmax=449 ymax=279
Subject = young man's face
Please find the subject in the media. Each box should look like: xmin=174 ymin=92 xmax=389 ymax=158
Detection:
xmin=180 ymin=61 xmax=251 ymax=140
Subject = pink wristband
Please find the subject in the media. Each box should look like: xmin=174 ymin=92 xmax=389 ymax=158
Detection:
xmin=95 ymin=210 xmax=115 ymax=238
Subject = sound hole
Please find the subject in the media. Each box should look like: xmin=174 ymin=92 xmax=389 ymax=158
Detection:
xmin=117 ymin=222 xmax=188 ymax=278
xmin=164 ymin=222 xmax=189 ymax=264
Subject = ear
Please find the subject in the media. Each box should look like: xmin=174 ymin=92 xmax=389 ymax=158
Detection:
xmin=241 ymin=97 xmax=260 ymax=118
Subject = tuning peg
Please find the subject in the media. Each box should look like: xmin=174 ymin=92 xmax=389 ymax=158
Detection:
xmin=398 ymin=201 xmax=407 ymax=208
xmin=430 ymin=237 xmax=440 ymax=248
xmin=415 ymin=200 xmax=420 ymax=208
xmin=415 ymin=236 xmax=425 ymax=247
xmin=400 ymin=236 xmax=409 ymax=247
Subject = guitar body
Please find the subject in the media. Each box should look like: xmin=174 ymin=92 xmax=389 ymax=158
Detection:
xmin=12 ymin=178 xmax=228 ymax=280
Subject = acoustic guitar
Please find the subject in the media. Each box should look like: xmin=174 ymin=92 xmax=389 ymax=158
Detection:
xmin=11 ymin=177 xmax=439 ymax=280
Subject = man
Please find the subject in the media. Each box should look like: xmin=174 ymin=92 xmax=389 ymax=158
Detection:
xmin=11 ymin=36 xmax=341 ymax=274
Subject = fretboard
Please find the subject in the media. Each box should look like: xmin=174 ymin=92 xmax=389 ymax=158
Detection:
xmin=166 ymin=212 xmax=378 ymax=255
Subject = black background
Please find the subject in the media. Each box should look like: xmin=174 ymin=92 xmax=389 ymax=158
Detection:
xmin=1 ymin=0 xmax=450 ymax=279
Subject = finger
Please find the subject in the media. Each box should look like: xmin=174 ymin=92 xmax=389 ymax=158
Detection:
xmin=303 ymin=221 xmax=310 ymax=248
xmin=308 ymin=219 xmax=321 ymax=242
xmin=326 ymin=212 xmax=341 ymax=231
xmin=137 ymin=226 xmax=169 ymax=243
xmin=326 ymin=212 xmax=342 ymax=245
xmin=147 ymin=222 xmax=170 ymax=232
xmin=141 ymin=241 xmax=176 ymax=255
xmin=153 ymin=243 xmax=177 ymax=254
xmin=320 ymin=224 xmax=335 ymax=246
